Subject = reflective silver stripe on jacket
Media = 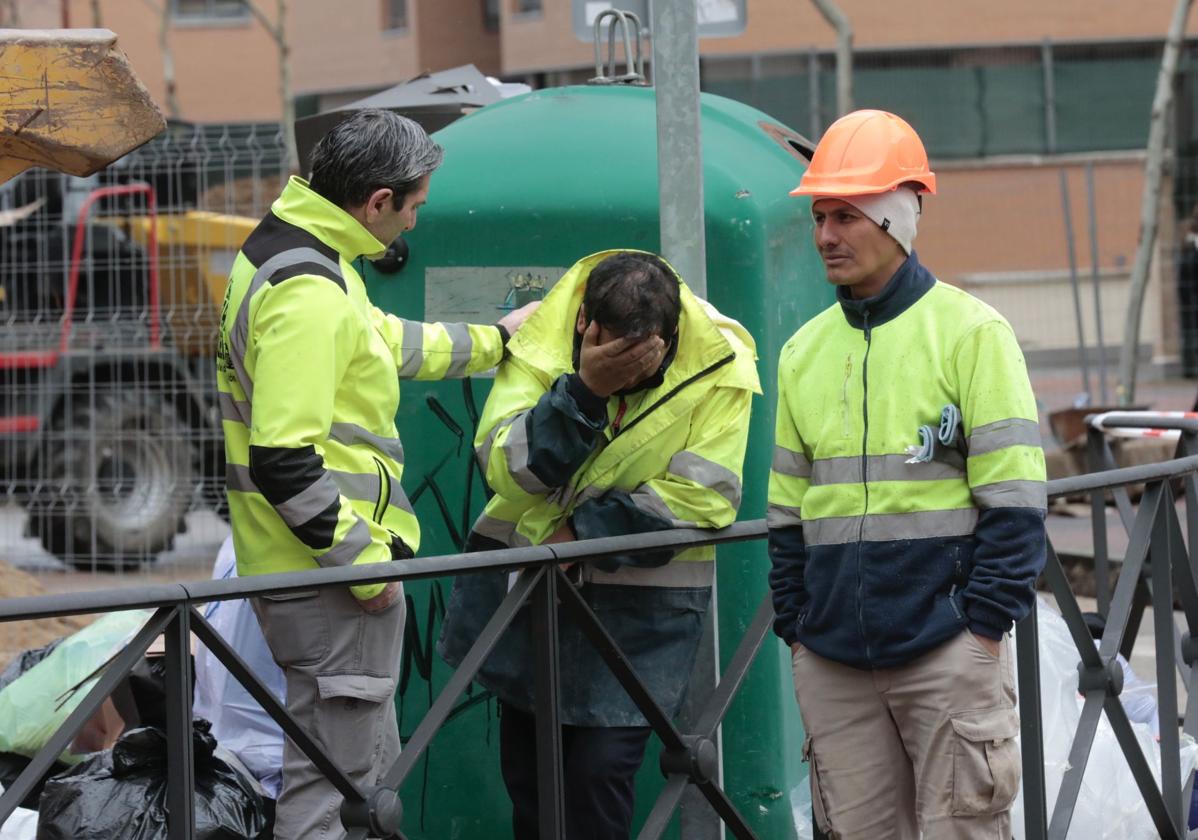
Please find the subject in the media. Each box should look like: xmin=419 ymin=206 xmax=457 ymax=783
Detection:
xmin=218 ymin=391 xmax=251 ymax=426
xmin=328 ymin=470 xmax=416 ymax=515
xmin=500 ymin=415 xmax=552 ymax=496
xmin=396 ymin=319 xmax=426 ymax=378
xmin=314 ymin=517 xmax=373 ymax=568
xmin=443 ymin=322 xmax=475 ymax=378
xmin=968 ymin=418 xmax=1042 ymax=457
xmin=629 ymin=486 xmax=693 ymax=526
xmin=971 ymin=479 xmax=1047 ymax=510
xmin=228 ymin=247 xmax=345 ymax=402
xmin=226 ymin=463 xmax=256 ymax=492
xmin=803 ymin=507 xmax=978 ymax=546
xmin=811 ymin=454 xmax=964 ymax=486
xmin=328 ymin=422 xmax=405 ymax=465
xmin=471 ymin=512 xmax=520 ymax=545
xmin=668 ymin=451 xmax=741 ymax=507
xmin=767 ymin=503 xmax=803 ymax=529
xmin=583 ymin=558 xmax=714 ymax=588
xmin=476 ymin=414 xmax=521 ymax=472
xmin=275 ymin=472 xmax=341 ymax=528
xmin=771 ymin=446 xmax=811 ymax=479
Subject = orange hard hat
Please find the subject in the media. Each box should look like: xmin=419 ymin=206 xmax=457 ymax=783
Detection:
xmin=790 ymin=109 xmax=936 ymax=197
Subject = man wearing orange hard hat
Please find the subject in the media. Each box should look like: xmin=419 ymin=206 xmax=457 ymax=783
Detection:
xmin=767 ymin=110 xmax=1047 ymax=839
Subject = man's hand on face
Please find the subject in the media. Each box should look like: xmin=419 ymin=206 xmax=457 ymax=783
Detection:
xmin=358 ymin=581 xmax=401 ymax=614
xmin=497 ymin=301 xmax=541 ymax=335
xmin=577 ymin=321 xmax=666 ymax=398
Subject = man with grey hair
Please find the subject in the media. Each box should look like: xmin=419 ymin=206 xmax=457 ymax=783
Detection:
xmin=216 ymin=109 xmax=536 ymax=838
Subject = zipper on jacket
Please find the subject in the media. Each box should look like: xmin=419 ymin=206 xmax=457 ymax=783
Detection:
xmin=371 ymin=457 xmax=391 ymax=525
xmin=856 ymin=312 xmax=873 ymax=665
xmin=611 ymin=353 xmax=735 ymax=439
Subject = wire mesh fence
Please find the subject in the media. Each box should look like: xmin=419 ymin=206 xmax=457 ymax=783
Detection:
xmin=701 ymin=39 xmax=1198 ymax=422
xmin=0 ymin=122 xmax=288 ymax=584
xmin=4 ymin=41 xmax=1198 ymax=581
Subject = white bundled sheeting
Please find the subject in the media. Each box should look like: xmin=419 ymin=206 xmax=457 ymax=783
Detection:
xmin=1011 ymin=599 xmax=1197 ymax=840
xmin=0 ymin=783 xmax=37 ymax=839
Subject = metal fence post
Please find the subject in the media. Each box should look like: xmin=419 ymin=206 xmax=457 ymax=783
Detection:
xmin=1016 ymin=607 xmax=1048 ymax=840
xmin=165 ymin=604 xmax=196 ymax=840
xmin=1087 ymin=427 xmax=1112 ymax=614
xmin=532 ymin=567 xmax=566 ymax=839
xmin=1151 ymin=490 xmax=1184 ymax=830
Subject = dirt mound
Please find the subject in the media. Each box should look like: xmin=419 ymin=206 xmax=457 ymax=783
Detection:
xmin=0 ymin=561 xmax=91 ymax=669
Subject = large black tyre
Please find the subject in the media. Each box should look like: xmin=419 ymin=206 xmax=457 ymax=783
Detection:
xmin=26 ymin=388 xmax=195 ymax=571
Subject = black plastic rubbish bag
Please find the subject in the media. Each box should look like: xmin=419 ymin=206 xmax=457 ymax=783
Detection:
xmin=37 ymin=720 xmax=270 ymax=840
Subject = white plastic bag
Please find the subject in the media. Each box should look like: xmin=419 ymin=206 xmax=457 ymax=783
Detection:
xmin=790 ymin=777 xmax=815 ymax=840
xmin=1011 ymin=597 xmax=1198 ymax=840
xmin=0 ymin=783 xmax=38 ymax=839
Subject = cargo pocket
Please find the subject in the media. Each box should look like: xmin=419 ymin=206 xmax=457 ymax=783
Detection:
xmin=314 ymin=672 xmax=396 ymax=777
xmin=949 ymin=707 xmax=1021 ymax=816
xmin=256 ymin=590 xmax=329 ymax=666
xmin=801 ymin=734 xmax=834 ymax=836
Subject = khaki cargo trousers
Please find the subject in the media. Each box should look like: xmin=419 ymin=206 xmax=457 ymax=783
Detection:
xmin=792 ymin=630 xmax=1020 ymax=840
xmin=253 ymin=584 xmax=406 ymax=840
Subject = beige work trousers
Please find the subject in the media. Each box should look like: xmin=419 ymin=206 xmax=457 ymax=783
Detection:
xmin=253 ymin=585 xmax=406 ymax=840
xmin=792 ymin=630 xmax=1020 ymax=840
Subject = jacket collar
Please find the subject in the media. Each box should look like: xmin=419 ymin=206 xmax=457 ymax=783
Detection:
xmin=508 ymin=249 xmax=760 ymax=394
xmin=271 ymin=176 xmax=387 ymax=262
xmin=836 ymin=251 xmax=936 ymax=330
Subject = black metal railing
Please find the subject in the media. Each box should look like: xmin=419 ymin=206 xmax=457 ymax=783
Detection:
xmin=2 ymin=447 xmax=1198 ymax=838
xmin=0 ymin=521 xmax=770 ymax=840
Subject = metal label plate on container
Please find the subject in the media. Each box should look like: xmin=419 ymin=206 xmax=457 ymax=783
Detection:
xmin=424 ymin=266 xmax=566 ymax=323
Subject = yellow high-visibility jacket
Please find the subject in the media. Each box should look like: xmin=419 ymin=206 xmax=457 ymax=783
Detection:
xmin=767 ymin=252 xmax=1047 ymax=669
xmin=438 ymin=250 xmax=761 ymax=726
xmin=217 ymin=176 xmax=504 ymax=599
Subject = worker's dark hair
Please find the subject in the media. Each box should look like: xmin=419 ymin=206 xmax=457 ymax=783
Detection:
xmin=308 ymin=109 xmax=443 ymax=211
xmin=582 ymin=252 xmax=681 ymax=340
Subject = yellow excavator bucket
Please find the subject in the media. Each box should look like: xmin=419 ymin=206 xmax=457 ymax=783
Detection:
xmin=0 ymin=28 xmax=165 ymax=186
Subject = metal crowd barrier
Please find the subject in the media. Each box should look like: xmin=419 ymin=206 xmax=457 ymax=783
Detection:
xmin=2 ymin=447 xmax=1198 ymax=838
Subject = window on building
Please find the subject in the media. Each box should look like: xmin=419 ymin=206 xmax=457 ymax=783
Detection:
xmin=170 ymin=0 xmax=248 ymax=20
xmin=514 ymin=0 xmax=541 ymax=14
xmin=483 ymin=0 xmax=500 ymax=32
xmin=383 ymin=0 xmax=408 ymax=30
xmin=703 ymin=42 xmax=1161 ymax=160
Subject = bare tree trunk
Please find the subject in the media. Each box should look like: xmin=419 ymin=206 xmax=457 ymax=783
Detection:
xmin=811 ymin=0 xmax=852 ymax=117
xmin=1117 ymin=0 xmax=1195 ymax=405
xmin=157 ymin=0 xmax=180 ymax=119
xmin=246 ymin=0 xmax=297 ymax=173
xmin=0 ymin=0 xmax=19 ymax=27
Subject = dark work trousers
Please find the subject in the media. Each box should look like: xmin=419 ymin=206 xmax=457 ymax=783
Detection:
xmin=499 ymin=702 xmax=653 ymax=840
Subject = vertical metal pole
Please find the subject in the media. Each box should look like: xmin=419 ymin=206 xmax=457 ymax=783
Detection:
xmin=1152 ymin=495 xmax=1184 ymax=831
xmin=1060 ymin=169 xmax=1094 ymax=400
xmin=651 ymin=0 xmax=707 ymax=297
xmin=1088 ymin=429 xmax=1112 ymax=614
xmin=165 ymin=605 xmax=195 ymax=840
xmin=807 ymin=49 xmax=822 ymax=139
xmin=1016 ymin=607 xmax=1048 ymax=840
xmin=532 ymin=569 xmax=565 ymax=839
xmin=1042 ymin=39 xmax=1057 ymax=154
xmin=679 ymin=594 xmax=722 ymax=840
xmin=1085 ymin=163 xmax=1110 ymax=403
xmin=649 ymin=8 xmax=718 ymax=833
